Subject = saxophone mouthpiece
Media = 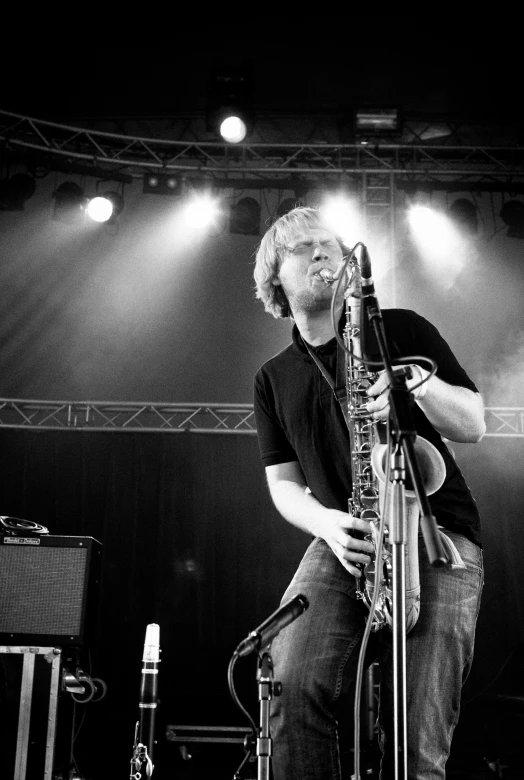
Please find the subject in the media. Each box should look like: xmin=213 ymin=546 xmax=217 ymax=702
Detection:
xmin=318 ymin=269 xmax=335 ymax=283
xmin=318 ymin=260 xmax=347 ymax=284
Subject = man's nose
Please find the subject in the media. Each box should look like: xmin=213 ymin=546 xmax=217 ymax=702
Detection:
xmin=312 ymin=242 xmax=327 ymax=259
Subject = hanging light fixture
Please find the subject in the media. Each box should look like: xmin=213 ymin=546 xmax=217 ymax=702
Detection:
xmin=354 ymin=107 xmax=401 ymax=140
xmin=206 ymin=63 xmax=255 ymax=144
xmin=86 ymin=191 xmax=124 ymax=223
xmin=143 ymin=172 xmax=184 ymax=195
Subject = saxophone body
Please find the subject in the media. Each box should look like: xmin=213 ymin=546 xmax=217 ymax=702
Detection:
xmin=342 ymin=263 xmax=445 ymax=633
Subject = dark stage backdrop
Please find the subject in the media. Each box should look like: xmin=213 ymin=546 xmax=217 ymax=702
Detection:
xmin=0 ymin=428 xmax=522 ymax=778
xmin=0 ymin=429 xmax=310 ymax=778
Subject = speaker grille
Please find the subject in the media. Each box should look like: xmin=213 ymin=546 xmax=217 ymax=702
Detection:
xmin=0 ymin=545 xmax=89 ymax=635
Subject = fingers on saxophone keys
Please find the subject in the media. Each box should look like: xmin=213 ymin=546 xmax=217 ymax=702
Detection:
xmin=350 ymin=517 xmax=373 ymax=537
xmin=342 ymin=538 xmax=374 ymax=569
xmin=342 ymin=553 xmax=369 ymax=578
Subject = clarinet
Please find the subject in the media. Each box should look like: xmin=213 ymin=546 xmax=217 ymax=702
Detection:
xmin=130 ymin=623 xmax=160 ymax=779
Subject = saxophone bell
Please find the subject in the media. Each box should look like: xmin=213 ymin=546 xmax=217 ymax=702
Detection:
xmin=371 ymin=437 xmax=446 ymax=499
xmin=365 ymin=436 xmax=446 ymax=633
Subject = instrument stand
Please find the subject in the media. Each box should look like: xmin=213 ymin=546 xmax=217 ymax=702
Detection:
xmin=388 ymin=440 xmax=409 ymax=780
xmin=256 ymin=650 xmax=281 ymax=780
xmin=365 ymin=305 xmax=448 ymax=780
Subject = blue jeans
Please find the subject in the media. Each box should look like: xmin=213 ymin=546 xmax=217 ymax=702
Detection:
xmin=269 ymin=532 xmax=484 ymax=780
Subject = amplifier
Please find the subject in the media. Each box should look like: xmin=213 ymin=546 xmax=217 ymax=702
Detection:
xmin=0 ymin=534 xmax=102 ymax=646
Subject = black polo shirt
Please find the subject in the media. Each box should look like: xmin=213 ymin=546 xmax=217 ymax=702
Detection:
xmin=254 ymin=308 xmax=481 ymax=547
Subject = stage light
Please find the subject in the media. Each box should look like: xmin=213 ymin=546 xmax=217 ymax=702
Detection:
xmin=500 ymin=199 xmax=524 ymax=238
xmin=219 ymin=116 xmax=248 ymax=144
xmin=52 ymin=181 xmax=86 ymax=223
xmin=0 ymin=172 xmax=36 ymax=210
xmin=230 ymin=196 xmax=261 ymax=235
xmin=319 ymin=194 xmax=362 ymax=246
xmin=143 ymin=172 xmax=183 ymax=195
xmin=87 ymin=196 xmax=112 ymax=222
xmin=86 ymin=191 xmax=124 ymax=223
xmin=448 ymin=198 xmax=478 ymax=235
xmin=408 ymin=204 xmax=467 ymax=282
xmin=184 ymin=194 xmax=220 ymax=229
xmin=354 ymin=107 xmax=400 ymax=136
xmin=408 ymin=205 xmax=439 ymax=233
xmin=206 ymin=64 xmax=255 ymax=144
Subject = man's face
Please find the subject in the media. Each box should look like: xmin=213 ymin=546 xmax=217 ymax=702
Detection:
xmin=273 ymin=228 xmax=344 ymax=316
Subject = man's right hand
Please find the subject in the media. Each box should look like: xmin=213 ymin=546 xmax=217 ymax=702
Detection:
xmin=265 ymin=461 xmax=375 ymax=577
xmin=322 ymin=509 xmax=374 ymax=577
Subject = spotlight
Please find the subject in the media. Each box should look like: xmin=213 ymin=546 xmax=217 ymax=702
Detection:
xmin=408 ymin=205 xmax=440 ymax=233
xmin=220 ymin=116 xmax=248 ymax=144
xmin=319 ymin=194 xmax=362 ymax=246
xmin=206 ymin=64 xmax=255 ymax=143
xmin=86 ymin=191 xmax=124 ymax=223
xmin=143 ymin=172 xmax=184 ymax=195
xmin=448 ymin=198 xmax=478 ymax=235
xmin=230 ymin=196 xmax=261 ymax=235
xmin=0 ymin=172 xmax=36 ymax=210
xmin=184 ymin=194 xmax=220 ymax=229
xmin=500 ymin=199 xmax=524 ymax=238
xmin=52 ymin=181 xmax=86 ymax=223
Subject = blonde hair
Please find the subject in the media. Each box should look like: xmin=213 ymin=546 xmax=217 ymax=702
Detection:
xmin=254 ymin=206 xmax=345 ymax=318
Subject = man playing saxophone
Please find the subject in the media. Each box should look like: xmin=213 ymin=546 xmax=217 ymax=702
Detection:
xmin=253 ymin=206 xmax=485 ymax=779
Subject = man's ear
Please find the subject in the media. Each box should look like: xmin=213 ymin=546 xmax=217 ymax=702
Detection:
xmin=272 ymin=276 xmax=282 ymax=286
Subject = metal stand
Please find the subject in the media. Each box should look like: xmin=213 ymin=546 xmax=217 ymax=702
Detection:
xmin=389 ymin=444 xmax=408 ymax=780
xmin=256 ymin=650 xmax=280 ymax=780
xmin=364 ymin=300 xmax=448 ymax=780
xmin=1 ymin=645 xmax=62 ymax=780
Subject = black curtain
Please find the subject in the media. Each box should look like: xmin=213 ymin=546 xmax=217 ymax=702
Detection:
xmin=0 ymin=429 xmax=522 ymax=778
xmin=0 ymin=429 xmax=310 ymax=778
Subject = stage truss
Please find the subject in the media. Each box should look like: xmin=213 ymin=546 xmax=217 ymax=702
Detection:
xmin=1 ymin=112 xmax=523 ymax=439
xmin=0 ymin=399 xmax=522 ymax=437
xmin=2 ymin=109 xmax=524 ymax=185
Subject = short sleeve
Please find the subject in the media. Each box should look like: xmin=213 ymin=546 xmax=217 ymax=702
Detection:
xmin=254 ymin=369 xmax=298 ymax=467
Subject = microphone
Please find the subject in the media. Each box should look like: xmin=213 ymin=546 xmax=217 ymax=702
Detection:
xmin=359 ymin=245 xmax=382 ymax=364
xmin=235 ymin=594 xmax=309 ymax=657
xmin=360 ymin=244 xmax=373 ymax=286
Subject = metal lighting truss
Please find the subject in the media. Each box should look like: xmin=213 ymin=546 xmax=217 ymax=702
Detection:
xmin=0 ymin=111 xmax=523 ymax=437
xmin=0 ymin=399 xmax=256 ymax=434
xmin=0 ymin=399 xmax=521 ymax=437
xmin=2 ymin=110 xmax=524 ymax=185
xmin=4 ymin=110 xmax=521 ymax=301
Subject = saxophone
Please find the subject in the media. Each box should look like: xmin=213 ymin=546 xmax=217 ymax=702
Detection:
xmin=323 ymin=254 xmax=446 ymax=633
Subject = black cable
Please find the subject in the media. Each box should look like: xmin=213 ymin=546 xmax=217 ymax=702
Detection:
xmin=330 ymin=243 xmax=438 ymax=394
xmin=227 ymin=652 xmax=257 ymax=779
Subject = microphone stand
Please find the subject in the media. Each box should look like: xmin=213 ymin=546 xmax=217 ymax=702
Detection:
xmin=364 ymin=301 xmax=448 ymax=780
xmin=256 ymin=650 xmax=281 ymax=780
